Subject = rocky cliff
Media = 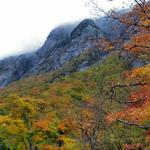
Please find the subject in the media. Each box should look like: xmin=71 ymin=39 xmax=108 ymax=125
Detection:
xmin=0 ymin=18 xmax=122 ymax=87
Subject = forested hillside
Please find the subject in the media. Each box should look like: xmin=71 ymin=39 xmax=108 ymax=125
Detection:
xmin=0 ymin=0 xmax=149 ymax=150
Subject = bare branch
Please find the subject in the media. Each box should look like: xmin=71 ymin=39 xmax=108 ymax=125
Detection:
xmin=88 ymin=0 xmax=150 ymax=31
xmin=116 ymin=99 xmax=144 ymax=104
xmin=127 ymin=44 xmax=150 ymax=50
xmin=134 ymin=0 xmax=150 ymax=20
xmin=118 ymin=119 xmax=150 ymax=129
xmin=109 ymin=82 xmax=150 ymax=102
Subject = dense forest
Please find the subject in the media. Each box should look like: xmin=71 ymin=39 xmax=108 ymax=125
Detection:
xmin=0 ymin=0 xmax=150 ymax=150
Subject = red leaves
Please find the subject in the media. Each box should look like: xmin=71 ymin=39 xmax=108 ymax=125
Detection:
xmin=123 ymin=143 xmax=144 ymax=150
xmin=106 ymin=65 xmax=150 ymax=124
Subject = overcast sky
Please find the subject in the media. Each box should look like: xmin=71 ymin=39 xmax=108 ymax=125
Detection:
xmin=0 ymin=0 xmax=133 ymax=59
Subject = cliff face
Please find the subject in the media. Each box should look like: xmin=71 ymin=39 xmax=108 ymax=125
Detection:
xmin=0 ymin=17 xmax=140 ymax=88
xmin=0 ymin=18 xmax=124 ymax=88
xmin=33 ymin=19 xmax=105 ymax=72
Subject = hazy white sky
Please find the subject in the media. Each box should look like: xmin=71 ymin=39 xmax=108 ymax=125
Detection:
xmin=0 ymin=0 xmax=133 ymax=59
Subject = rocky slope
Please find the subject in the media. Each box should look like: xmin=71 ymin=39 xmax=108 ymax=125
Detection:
xmin=0 ymin=18 xmax=141 ymax=88
xmin=0 ymin=19 xmax=109 ymax=87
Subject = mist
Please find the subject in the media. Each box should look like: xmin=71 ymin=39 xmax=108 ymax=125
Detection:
xmin=0 ymin=0 xmax=135 ymax=60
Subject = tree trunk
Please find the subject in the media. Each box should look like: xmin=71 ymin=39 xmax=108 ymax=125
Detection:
xmin=29 ymin=141 xmax=33 ymax=150
xmin=90 ymin=138 xmax=97 ymax=150
xmin=90 ymin=143 xmax=96 ymax=150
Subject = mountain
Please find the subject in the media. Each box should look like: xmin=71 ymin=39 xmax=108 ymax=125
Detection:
xmin=0 ymin=2 xmax=149 ymax=149
xmin=0 ymin=16 xmax=137 ymax=88
xmin=0 ymin=19 xmax=110 ymax=88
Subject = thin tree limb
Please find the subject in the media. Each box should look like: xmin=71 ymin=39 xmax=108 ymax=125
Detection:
xmin=118 ymin=119 xmax=150 ymax=129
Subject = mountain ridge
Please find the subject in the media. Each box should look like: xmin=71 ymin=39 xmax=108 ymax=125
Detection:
xmin=0 ymin=19 xmax=104 ymax=87
xmin=0 ymin=18 xmax=128 ymax=88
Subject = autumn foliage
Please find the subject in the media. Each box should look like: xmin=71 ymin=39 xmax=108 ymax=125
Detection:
xmin=0 ymin=1 xmax=149 ymax=150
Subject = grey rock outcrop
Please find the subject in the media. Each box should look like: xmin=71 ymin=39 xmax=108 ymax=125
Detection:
xmin=0 ymin=19 xmax=109 ymax=88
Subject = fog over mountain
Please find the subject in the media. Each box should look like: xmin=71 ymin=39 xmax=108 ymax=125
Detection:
xmin=0 ymin=0 xmax=149 ymax=149
xmin=0 ymin=22 xmax=79 ymax=60
xmin=0 ymin=14 xmax=139 ymax=88
xmin=0 ymin=0 xmax=135 ymax=59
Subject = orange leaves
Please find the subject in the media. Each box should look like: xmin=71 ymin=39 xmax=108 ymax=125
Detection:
xmin=130 ymin=86 xmax=150 ymax=101
xmin=80 ymin=108 xmax=95 ymax=128
xmin=106 ymin=65 xmax=150 ymax=148
xmin=106 ymin=65 xmax=150 ymax=124
xmin=124 ymin=33 xmax=150 ymax=53
xmin=106 ymin=99 xmax=150 ymax=124
xmin=58 ymin=120 xmax=72 ymax=134
xmin=71 ymin=106 xmax=96 ymax=139
xmin=43 ymin=145 xmax=65 ymax=150
xmin=31 ymin=87 xmax=41 ymax=96
xmin=128 ymin=65 xmax=150 ymax=83
xmin=123 ymin=143 xmax=144 ymax=150
xmin=138 ymin=4 xmax=150 ymax=31
xmin=43 ymin=145 xmax=51 ymax=150
xmin=95 ymin=37 xmax=114 ymax=51
xmin=129 ymin=63 xmax=150 ymax=83
xmin=133 ymin=33 xmax=150 ymax=44
xmin=122 ymin=3 xmax=150 ymax=54
xmin=33 ymin=119 xmax=50 ymax=131
xmin=106 ymin=111 xmax=127 ymax=125
xmin=128 ymin=65 xmax=150 ymax=110
xmin=145 ymin=130 xmax=150 ymax=143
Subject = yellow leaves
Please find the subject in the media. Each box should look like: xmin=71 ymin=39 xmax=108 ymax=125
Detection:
xmin=57 ymin=136 xmax=78 ymax=150
xmin=33 ymin=99 xmax=49 ymax=113
xmin=7 ymin=94 xmax=37 ymax=119
xmin=0 ymin=115 xmax=27 ymax=149
xmin=32 ymin=132 xmax=44 ymax=143
xmin=0 ymin=115 xmax=27 ymax=135
xmin=57 ymin=136 xmax=72 ymax=144
xmin=0 ymin=115 xmax=12 ymax=124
